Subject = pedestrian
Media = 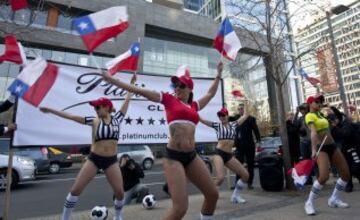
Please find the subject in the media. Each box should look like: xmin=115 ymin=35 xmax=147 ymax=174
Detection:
xmin=199 ymin=103 xmax=250 ymax=204
xmin=286 ymin=111 xmax=300 ymax=165
xmin=0 ymin=123 xmax=16 ymax=136
xmin=297 ymin=103 xmax=311 ymax=160
xmin=119 ymin=154 xmax=149 ymax=205
xmin=229 ymin=103 xmax=261 ymax=189
xmin=328 ymin=106 xmax=360 ymax=192
xmin=304 ymin=95 xmax=350 ymax=216
xmin=102 ymin=62 xmax=223 ymax=220
xmin=40 ymin=75 xmax=136 ymax=220
xmin=0 ymin=94 xmax=15 ymax=113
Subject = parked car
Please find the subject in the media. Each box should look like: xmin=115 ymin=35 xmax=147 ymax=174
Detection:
xmin=47 ymin=147 xmax=73 ymax=174
xmin=0 ymin=138 xmax=50 ymax=174
xmin=0 ymin=154 xmax=36 ymax=190
xmin=255 ymin=136 xmax=283 ymax=165
xmin=117 ymin=145 xmax=155 ymax=170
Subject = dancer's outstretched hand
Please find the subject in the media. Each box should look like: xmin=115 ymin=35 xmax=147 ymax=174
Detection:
xmin=102 ymin=70 xmax=112 ymax=82
xmin=130 ymin=74 xmax=137 ymax=84
xmin=39 ymin=107 xmax=52 ymax=113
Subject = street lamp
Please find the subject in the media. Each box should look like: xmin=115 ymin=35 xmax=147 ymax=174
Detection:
xmin=325 ymin=4 xmax=350 ymax=116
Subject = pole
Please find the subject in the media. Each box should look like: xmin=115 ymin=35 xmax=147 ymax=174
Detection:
xmin=283 ymin=0 xmax=302 ymax=105
xmin=2 ymin=98 xmax=18 ymax=220
xmin=325 ymin=11 xmax=349 ymax=117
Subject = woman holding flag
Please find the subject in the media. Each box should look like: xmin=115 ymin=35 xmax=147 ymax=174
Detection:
xmin=40 ymin=75 xmax=136 ymax=220
xmin=304 ymin=95 xmax=350 ymax=216
xmin=102 ymin=63 xmax=223 ymax=220
xmin=199 ymin=102 xmax=250 ymax=204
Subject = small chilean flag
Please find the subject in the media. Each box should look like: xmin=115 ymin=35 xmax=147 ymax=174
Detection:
xmin=213 ymin=18 xmax=242 ymax=61
xmin=10 ymin=0 xmax=28 ymax=11
xmin=73 ymin=6 xmax=129 ymax=52
xmin=8 ymin=57 xmax=58 ymax=107
xmin=0 ymin=35 xmax=27 ymax=65
xmin=106 ymin=42 xmax=140 ymax=75
xmin=299 ymin=68 xmax=320 ymax=87
xmin=288 ymin=159 xmax=315 ymax=189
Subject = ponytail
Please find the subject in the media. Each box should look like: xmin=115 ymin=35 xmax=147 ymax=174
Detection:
xmin=187 ymin=92 xmax=193 ymax=104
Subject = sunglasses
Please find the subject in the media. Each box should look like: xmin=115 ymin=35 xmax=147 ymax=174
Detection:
xmin=218 ymin=113 xmax=227 ymax=117
xmin=174 ymin=83 xmax=187 ymax=89
xmin=94 ymin=106 xmax=102 ymax=110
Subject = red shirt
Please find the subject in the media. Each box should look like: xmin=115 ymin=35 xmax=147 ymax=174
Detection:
xmin=160 ymin=92 xmax=200 ymax=126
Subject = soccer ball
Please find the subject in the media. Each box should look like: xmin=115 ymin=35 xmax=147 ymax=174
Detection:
xmin=90 ymin=205 xmax=108 ymax=220
xmin=142 ymin=194 xmax=157 ymax=209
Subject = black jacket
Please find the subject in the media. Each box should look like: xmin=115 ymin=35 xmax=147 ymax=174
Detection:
xmin=229 ymin=115 xmax=261 ymax=148
xmin=0 ymin=124 xmax=6 ymax=136
xmin=121 ymin=160 xmax=144 ymax=191
xmin=331 ymin=119 xmax=360 ymax=152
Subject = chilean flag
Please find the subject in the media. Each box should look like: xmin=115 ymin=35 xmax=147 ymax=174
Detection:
xmin=10 ymin=0 xmax=28 ymax=11
xmin=73 ymin=6 xmax=129 ymax=52
xmin=288 ymin=159 xmax=315 ymax=189
xmin=299 ymin=68 xmax=320 ymax=87
xmin=0 ymin=35 xmax=27 ymax=65
xmin=106 ymin=42 xmax=140 ymax=75
xmin=8 ymin=58 xmax=58 ymax=107
xmin=213 ymin=18 xmax=242 ymax=61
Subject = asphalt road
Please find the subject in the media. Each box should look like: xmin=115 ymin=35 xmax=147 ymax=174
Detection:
xmin=0 ymin=162 xmax=240 ymax=219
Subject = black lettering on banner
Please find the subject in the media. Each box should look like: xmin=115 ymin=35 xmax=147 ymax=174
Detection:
xmin=148 ymin=105 xmax=164 ymax=112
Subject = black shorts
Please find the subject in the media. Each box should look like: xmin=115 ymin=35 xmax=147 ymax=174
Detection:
xmin=87 ymin=152 xmax=118 ymax=170
xmin=318 ymin=143 xmax=337 ymax=158
xmin=216 ymin=148 xmax=233 ymax=164
xmin=164 ymin=148 xmax=196 ymax=168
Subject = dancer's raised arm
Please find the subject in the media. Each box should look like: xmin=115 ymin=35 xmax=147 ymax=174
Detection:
xmin=119 ymin=74 xmax=137 ymax=115
xmin=40 ymin=107 xmax=86 ymax=124
xmin=197 ymin=62 xmax=223 ymax=110
xmin=103 ymin=71 xmax=161 ymax=103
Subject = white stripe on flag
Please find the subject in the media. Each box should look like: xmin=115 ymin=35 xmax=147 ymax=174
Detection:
xmin=17 ymin=57 xmax=47 ymax=86
xmin=224 ymin=31 xmax=242 ymax=60
xmin=105 ymin=50 xmax=132 ymax=70
xmin=89 ymin=6 xmax=128 ymax=30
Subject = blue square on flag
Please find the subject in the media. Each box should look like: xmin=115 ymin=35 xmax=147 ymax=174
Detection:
xmin=131 ymin=43 xmax=141 ymax=56
xmin=73 ymin=16 xmax=96 ymax=35
xmin=8 ymin=79 xmax=29 ymax=97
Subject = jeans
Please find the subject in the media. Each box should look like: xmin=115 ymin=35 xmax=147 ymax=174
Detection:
xmin=124 ymin=184 xmax=149 ymax=205
xmin=299 ymin=139 xmax=311 ymax=160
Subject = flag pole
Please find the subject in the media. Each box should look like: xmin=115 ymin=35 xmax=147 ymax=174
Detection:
xmin=89 ymin=53 xmax=102 ymax=73
xmin=2 ymin=97 xmax=18 ymax=220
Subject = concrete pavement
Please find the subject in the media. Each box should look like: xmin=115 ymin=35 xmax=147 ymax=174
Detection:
xmin=21 ymin=182 xmax=360 ymax=220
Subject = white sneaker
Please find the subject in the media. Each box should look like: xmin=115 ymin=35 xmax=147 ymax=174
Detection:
xmin=328 ymin=198 xmax=350 ymax=208
xmin=231 ymin=195 xmax=246 ymax=204
xmin=304 ymin=201 xmax=316 ymax=215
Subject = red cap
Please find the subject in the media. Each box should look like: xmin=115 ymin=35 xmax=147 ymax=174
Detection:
xmin=171 ymin=75 xmax=194 ymax=90
xmin=171 ymin=66 xmax=194 ymax=91
xmin=307 ymin=94 xmax=325 ymax=104
xmin=89 ymin=97 xmax=113 ymax=109
xmin=217 ymin=108 xmax=229 ymax=116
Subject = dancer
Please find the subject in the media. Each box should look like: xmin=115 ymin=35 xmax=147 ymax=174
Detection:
xmin=102 ymin=63 xmax=223 ymax=220
xmin=40 ymin=75 xmax=136 ymax=220
xmin=304 ymin=95 xmax=350 ymax=215
xmin=199 ymin=103 xmax=250 ymax=204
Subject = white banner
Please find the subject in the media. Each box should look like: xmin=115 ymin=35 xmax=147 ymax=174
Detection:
xmin=13 ymin=63 xmax=223 ymax=146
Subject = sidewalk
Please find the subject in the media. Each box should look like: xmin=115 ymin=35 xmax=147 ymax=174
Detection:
xmin=21 ymin=184 xmax=360 ymax=220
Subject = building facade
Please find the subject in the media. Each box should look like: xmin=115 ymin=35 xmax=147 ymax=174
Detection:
xmin=0 ymin=0 xmax=286 ymax=132
xmin=295 ymin=1 xmax=360 ymax=111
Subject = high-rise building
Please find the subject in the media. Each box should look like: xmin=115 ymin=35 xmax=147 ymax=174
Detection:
xmin=295 ymin=1 xmax=360 ymax=110
xmin=0 ymin=0 xmax=286 ymax=130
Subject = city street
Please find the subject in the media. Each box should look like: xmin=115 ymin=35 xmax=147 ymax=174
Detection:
xmin=0 ymin=161 xmax=238 ymax=219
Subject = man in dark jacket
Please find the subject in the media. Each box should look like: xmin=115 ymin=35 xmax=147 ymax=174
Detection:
xmin=0 ymin=123 xmax=16 ymax=136
xmin=120 ymin=154 xmax=149 ymax=205
xmin=230 ymin=103 xmax=261 ymax=189
xmin=329 ymin=107 xmax=360 ymax=192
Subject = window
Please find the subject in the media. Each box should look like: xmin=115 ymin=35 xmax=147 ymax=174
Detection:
xmin=131 ymin=145 xmax=146 ymax=151
xmin=14 ymin=8 xmax=32 ymax=25
xmin=32 ymin=7 xmax=48 ymax=26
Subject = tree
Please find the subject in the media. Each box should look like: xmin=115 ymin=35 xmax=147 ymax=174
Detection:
xmin=224 ymin=0 xmax=322 ymax=189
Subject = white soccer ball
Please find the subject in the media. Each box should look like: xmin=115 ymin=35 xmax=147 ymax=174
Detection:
xmin=90 ymin=205 xmax=108 ymax=220
xmin=142 ymin=194 xmax=157 ymax=209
